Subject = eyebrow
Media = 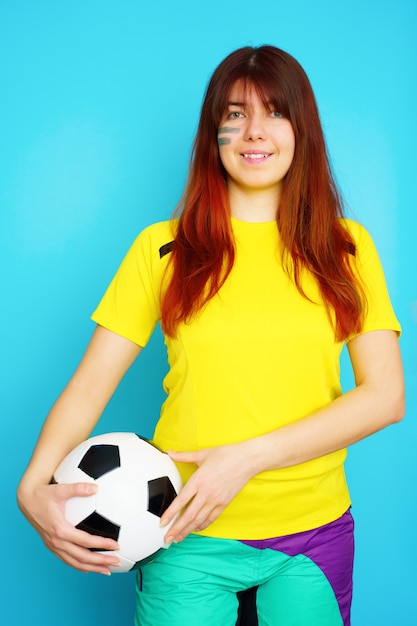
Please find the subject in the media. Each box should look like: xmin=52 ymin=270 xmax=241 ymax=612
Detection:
xmin=226 ymin=99 xmax=276 ymax=109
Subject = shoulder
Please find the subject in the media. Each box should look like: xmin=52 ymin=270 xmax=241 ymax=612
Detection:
xmin=339 ymin=218 xmax=375 ymax=254
xmin=136 ymin=219 xmax=177 ymax=244
xmin=340 ymin=219 xmax=388 ymax=283
xmin=129 ymin=219 xmax=178 ymax=260
xmin=339 ymin=218 xmax=368 ymax=239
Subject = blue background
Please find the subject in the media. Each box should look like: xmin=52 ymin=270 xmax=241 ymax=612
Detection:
xmin=1 ymin=1 xmax=416 ymax=623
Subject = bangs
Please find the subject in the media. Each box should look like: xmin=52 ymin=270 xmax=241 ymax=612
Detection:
xmin=209 ymin=58 xmax=294 ymax=126
xmin=202 ymin=45 xmax=313 ymax=138
xmin=232 ymin=77 xmax=291 ymax=119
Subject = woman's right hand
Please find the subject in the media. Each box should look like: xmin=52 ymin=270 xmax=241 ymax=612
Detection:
xmin=17 ymin=327 xmax=142 ymax=574
xmin=17 ymin=481 xmax=121 ymax=575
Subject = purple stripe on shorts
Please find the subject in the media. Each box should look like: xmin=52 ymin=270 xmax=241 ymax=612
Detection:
xmin=240 ymin=510 xmax=354 ymax=626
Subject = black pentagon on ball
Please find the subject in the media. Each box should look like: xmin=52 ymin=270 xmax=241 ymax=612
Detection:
xmin=78 ymin=444 xmax=121 ymax=479
xmin=76 ymin=511 xmax=120 ymax=543
xmin=148 ymin=476 xmax=177 ymax=517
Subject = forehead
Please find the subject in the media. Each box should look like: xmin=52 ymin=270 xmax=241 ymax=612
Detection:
xmin=228 ymin=80 xmax=259 ymax=102
xmin=226 ymin=80 xmax=275 ymax=109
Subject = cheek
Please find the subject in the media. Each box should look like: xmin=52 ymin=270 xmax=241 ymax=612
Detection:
xmin=283 ymin=124 xmax=296 ymax=150
xmin=288 ymin=138 xmax=296 ymax=163
xmin=217 ymin=147 xmax=229 ymax=176
xmin=218 ymin=144 xmax=236 ymax=170
xmin=283 ymin=128 xmax=296 ymax=166
xmin=276 ymin=120 xmax=295 ymax=148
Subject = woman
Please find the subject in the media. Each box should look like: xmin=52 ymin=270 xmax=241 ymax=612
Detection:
xmin=17 ymin=46 xmax=404 ymax=626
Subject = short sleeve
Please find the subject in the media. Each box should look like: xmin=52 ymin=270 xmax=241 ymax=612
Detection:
xmin=91 ymin=221 xmax=175 ymax=347
xmin=344 ymin=220 xmax=401 ymax=340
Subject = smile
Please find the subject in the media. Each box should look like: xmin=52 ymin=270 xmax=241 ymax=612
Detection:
xmin=241 ymin=152 xmax=272 ymax=162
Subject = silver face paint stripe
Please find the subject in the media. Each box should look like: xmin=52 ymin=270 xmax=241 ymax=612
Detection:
xmin=218 ymin=127 xmax=241 ymax=134
xmin=217 ymin=126 xmax=240 ymax=146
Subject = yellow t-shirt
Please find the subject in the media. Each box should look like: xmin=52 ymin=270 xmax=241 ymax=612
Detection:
xmin=91 ymin=217 xmax=401 ymax=539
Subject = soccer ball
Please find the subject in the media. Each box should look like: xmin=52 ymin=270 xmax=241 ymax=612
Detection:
xmin=52 ymin=432 xmax=183 ymax=573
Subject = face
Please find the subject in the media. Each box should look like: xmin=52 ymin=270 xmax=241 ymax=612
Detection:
xmin=218 ymin=82 xmax=295 ymax=205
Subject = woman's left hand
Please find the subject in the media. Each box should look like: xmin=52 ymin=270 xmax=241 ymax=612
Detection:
xmin=160 ymin=442 xmax=258 ymax=544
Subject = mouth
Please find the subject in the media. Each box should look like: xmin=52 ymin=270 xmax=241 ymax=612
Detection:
xmin=241 ymin=152 xmax=272 ymax=163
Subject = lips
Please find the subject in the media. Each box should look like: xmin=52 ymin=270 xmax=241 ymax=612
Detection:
xmin=241 ymin=151 xmax=272 ymax=162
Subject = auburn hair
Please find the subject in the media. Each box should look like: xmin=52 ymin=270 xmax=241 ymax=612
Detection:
xmin=161 ymin=45 xmax=365 ymax=341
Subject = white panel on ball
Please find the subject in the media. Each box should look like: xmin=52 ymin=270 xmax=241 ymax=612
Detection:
xmin=53 ymin=432 xmax=183 ymax=573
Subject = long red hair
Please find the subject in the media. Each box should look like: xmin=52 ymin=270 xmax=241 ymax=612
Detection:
xmin=161 ymin=45 xmax=365 ymax=341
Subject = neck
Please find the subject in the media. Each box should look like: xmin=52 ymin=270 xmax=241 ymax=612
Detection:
xmin=227 ymin=181 xmax=280 ymax=223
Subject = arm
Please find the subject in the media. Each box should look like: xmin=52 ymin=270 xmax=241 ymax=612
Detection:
xmin=17 ymin=324 xmax=142 ymax=575
xmin=161 ymin=329 xmax=405 ymax=542
xmin=247 ymin=328 xmax=404 ymax=470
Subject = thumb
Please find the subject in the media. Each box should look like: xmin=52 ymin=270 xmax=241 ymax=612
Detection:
xmin=58 ymin=481 xmax=98 ymax=499
xmin=167 ymin=450 xmax=201 ymax=465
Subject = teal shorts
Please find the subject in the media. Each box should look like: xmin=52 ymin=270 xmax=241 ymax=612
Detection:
xmin=135 ymin=511 xmax=353 ymax=625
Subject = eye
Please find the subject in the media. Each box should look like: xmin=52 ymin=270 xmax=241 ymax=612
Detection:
xmin=227 ymin=111 xmax=244 ymax=120
xmin=270 ymin=110 xmax=283 ymax=118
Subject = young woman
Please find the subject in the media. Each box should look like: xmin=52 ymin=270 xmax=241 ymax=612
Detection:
xmin=17 ymin=45 xmax=404 ymax=626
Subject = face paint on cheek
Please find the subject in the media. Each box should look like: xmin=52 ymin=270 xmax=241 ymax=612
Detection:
xmin=217 ymin=126 xmax=240 ymax=146
xmin=218 ymin=127 xmax=241 ymax=134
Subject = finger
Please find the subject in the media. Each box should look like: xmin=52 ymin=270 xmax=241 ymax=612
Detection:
xmin=193 ymin=505 xmax=224 ymax=532
xmin=59 ymin=545 xmax=119 ymax=575
xmin=162 ymin=493 xmax=207 ymax=543
xmin=167 ymin=450 xmax=202 ymax=465
xmin=69 ymin=525 xmax=120 ymax=552
xmin=164 ymin=498 xmax=223 ymax=544
xmin=159 ymin=482 xmax=198 ymax=528
xmin=46 ymin=508 xmax=119 ymax=550
xmin=57 ymin=481 xmax=98 ymax=499
xmin=49 ymin=529 xmax=121 ymax=574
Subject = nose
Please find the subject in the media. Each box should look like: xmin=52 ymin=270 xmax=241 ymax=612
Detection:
xmin=243 ymin=113 xmax=266 ymax=141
